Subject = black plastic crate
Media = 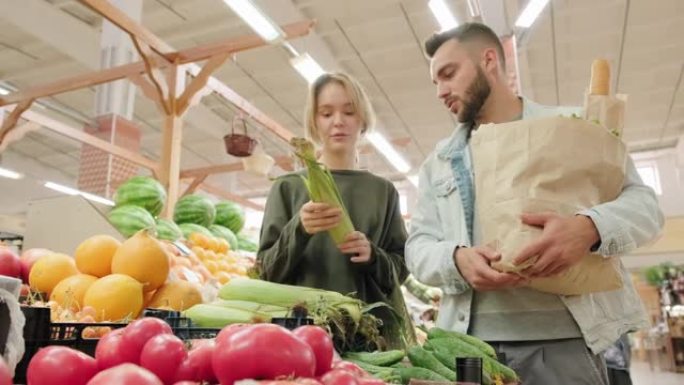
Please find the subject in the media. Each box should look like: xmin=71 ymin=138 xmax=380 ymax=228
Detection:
xmin=271 ymin=317 xmax=314 ymax=330
xmin=14 ymin=306 xmax=126 ymax=384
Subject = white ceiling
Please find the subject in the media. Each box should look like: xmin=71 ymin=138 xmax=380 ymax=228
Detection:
xmin=0 ymin=0 xmax=683 ymax=221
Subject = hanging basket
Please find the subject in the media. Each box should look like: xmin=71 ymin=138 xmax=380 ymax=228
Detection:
xmin=224 ymin=116 xmax=257 ymax=157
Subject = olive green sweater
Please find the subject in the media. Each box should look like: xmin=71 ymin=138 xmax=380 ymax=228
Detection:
xmin=257 ymin=170 xmax=409 ymax=335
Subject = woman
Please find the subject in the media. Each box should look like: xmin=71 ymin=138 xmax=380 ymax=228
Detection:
xmin=257 ymin=72 xmax=410 ymax=347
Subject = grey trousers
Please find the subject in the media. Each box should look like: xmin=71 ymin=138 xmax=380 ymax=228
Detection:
xmin=489 ymin=338 xmax=609 ymax=385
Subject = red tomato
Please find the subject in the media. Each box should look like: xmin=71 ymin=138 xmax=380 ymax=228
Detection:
xmin=0 ymin=247 xmax=21 ymax=279
xmin=175 ymin=340 xmax=216 ymax=383
xmin=214 ymin=323 xmax=249 ymax=346
xmin=120 ymin=317 xmax=173 ymax=364
xmin=332 ymin=362 xmax=367 ymax=378
xmin=86 ymin=363 xmax=163 ymax=385
xmin=19 ymin=248 xmax=51 ymax=283
xmin=27 ymin=346 xmax=98 ymax=385
xmin=0 ymin=358 xmax=11 ymax=385
xmin=213 ymin=324 xmax=316 ymax=385
xmin=95 ymin=328 xmax=138 ymax=370
xmin=293 ymin=326 xmax=334 ymax=376
xmin=321 ymin=369 xmax=359 ymax=385
xmin=141 ymin=334 xmax=188 ymax=385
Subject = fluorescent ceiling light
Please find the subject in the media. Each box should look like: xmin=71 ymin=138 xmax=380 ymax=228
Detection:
xmin=0 ymin=166 xmax=22 ymax=179
xmin=429 ymin=0 xmax=459 ymax=31
xmin=515 ymin=0 xmax=550 ymax=28
xmin=291 ymin=53 xmax=325 ymax=84
xmin=222 ymin=0 xmax=282 ymax=42
xmin=366 ymin=132 xmax=411 ymax=174
xmin=44 ymin=181 xmax=115 ymax=206
xmin=466 ymin=0 xmax=481 ymax=18
xmin=407 ymin=174 xmax=419 ymax=188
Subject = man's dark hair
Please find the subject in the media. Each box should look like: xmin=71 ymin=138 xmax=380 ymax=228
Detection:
xmin=424 ymin=22 xmax=506 ymax=71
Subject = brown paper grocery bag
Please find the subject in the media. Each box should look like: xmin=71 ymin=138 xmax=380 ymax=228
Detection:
xmin=470 ymin=116 xmax=626 ymax=295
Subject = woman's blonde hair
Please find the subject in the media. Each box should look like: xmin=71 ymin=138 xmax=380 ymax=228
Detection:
xmin=304 ymin=72 xmax=376 ymax=144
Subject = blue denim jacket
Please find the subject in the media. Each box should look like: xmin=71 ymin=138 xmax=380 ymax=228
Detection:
xmin=406 ymin=98 xmax=664 ymax=353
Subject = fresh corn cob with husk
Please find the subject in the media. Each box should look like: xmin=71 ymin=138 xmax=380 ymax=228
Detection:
xmin=219 ymin=277 xmax=363 ymax=324
xmin=183 ymin=303 xmax=274 ymax=328
xmin=291 ymin=137 xmax=355 ymax=244
xmin=218 ymin=278 xmax=398 ymax=351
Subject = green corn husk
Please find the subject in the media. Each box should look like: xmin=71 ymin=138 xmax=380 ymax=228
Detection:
xmin=182 ymin=303 xmax=273 ymax=328
xmin=291 ymin=137 xmax=354 ymax=244
xmin=218 ymin=277 xmax=413 ymax=351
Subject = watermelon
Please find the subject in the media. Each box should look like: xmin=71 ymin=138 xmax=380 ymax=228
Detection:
xmin=178 ymin=223 xmax=213 ymax=239
xmin=237 ymin=234 xmax=258 ymax=252
xmin=174 ymin=195 xmax=216 ymax=227
xmin=114 ymin=176 xmax=167 ymax=216
xmin=156 ymin=218 xmax=183 ymax=241
xmin=108 ymin=205 xmax=156 ymax=238
xmin=209 ymin=224 xmax=238 ymax=251
xmin=214 ymin=201 xmax=245 ymax=234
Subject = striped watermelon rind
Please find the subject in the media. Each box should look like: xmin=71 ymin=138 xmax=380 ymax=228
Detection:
xmin=209 ymin=224 xmax=238 ymax=251
xmin=214 ymin=201 xmax=245 ymax=234
xmin=114 ymin=176 xmax=167 ymax=216
xmin=173 ymin=195 xmax=216 ymax=227
xmin=108 ymin=205 xmax=156 ymax=238
xmin=156 ymin=218 xmax=183 ymax=241
xmin=237 ymin=233 xmax=258 ymax=252
xmin=178 ymin=223 xmax=213 ymax=239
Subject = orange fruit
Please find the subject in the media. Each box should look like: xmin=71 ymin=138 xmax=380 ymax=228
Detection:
xmin=147 ymin=281 xmax=202 ymax=311
xmin=83 ymin=274 xmax=144 ymax=321
xmin=29 ymin=253 xmax=78 ymax=296
xmin=111 ymin=230 xmax=170 ymax=292
xmin=50 ymin=274 xmax=98 ymax=311
xmin=75 ymin=235 xmax=121 ymax=277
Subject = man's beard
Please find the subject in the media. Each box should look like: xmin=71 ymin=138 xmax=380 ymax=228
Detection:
xmin=458 ymin=66 xmax=491 ymax=125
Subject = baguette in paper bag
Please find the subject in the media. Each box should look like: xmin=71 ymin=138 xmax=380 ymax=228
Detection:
xmin=470 ymin=116 xmax=626 ymax=295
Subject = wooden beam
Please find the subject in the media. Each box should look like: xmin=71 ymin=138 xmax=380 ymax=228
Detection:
xmin=200 ymin=182 xmax=265 ymax=211
xmin=182 ymin=175 xmax=208 ymax=196
xmin=180 ymin=155 xmax=292 ymax=179
xmin=0 ymin=99 xmax=34 ymax=146
xmin=159 ymin=64 xmax=184 ymax=219
xmin=177 ymin=52 xmax=230 ymax=115
xmin=22 ymin=109 xmax=159 ymax=172
xmin=128 ymin=73 xmax=167 ymax=114
xmin=131 ymin=37 xmax=170 ymax=114
xmin=0 ymin=21 xmax=313 ymax=107
xmin=0 ymin=121 xmax=39 ymax=152
xmin=79 ymin=0 xmax=175 ymax=60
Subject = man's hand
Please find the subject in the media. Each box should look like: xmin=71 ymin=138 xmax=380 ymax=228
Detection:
xmin=455 ymin=246 xmax=524 ymax=291
xmin=339 ymin=231 xmax=372 ymax=263
xmin=512 ymin=212 xmax=600 ymax=278
xmin=299 ymin=201 xmax=342 ymax=235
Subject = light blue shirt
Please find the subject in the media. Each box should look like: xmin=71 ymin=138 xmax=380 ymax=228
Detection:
xmin=406 ymin=98 xmax=664 ymax=353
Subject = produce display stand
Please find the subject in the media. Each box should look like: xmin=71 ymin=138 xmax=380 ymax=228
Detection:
xmin=0 ymin=0 xmax=313 ymax=217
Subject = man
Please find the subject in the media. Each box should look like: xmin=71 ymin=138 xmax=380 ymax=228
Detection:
xmin=406 ymin=22 xmax=663 ymax=385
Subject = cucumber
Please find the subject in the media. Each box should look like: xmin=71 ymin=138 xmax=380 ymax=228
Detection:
xmin=343 ymin=350 xmax=406 ymax=367
xmin=407 ymin=346 xmax=456 ymax=381
xmin=391 ymin=366 xmax=449 ymax=385
xmin=427 ymin=327 xmax=497 ymax=359
xmin=427 ymin=339 xmax=518 ymax=383
xmin=344 ymin=357 xmax=394 ymax=377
